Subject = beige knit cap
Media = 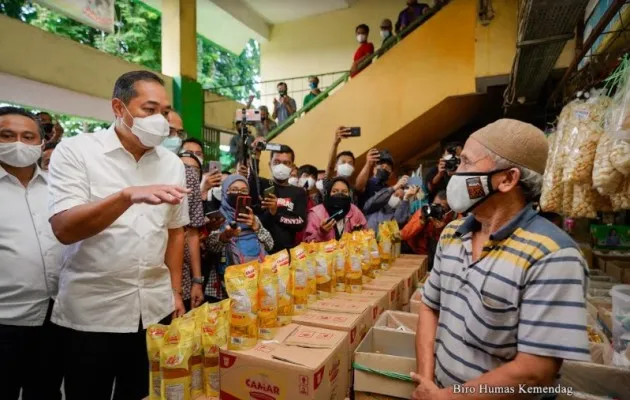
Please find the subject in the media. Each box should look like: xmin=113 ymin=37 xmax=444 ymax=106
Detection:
xmin=469 ymin=118 xmax=548 ymax=175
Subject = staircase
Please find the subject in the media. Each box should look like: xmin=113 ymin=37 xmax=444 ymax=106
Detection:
xmin=260 ymin=0 xmax=493 ymax=170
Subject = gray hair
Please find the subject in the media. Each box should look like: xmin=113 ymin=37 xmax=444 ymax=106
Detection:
xmin=486 ymin=149 xmax=543 ymax=202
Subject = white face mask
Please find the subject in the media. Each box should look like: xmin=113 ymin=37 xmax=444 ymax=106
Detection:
xmin=380 ymin=30 xmax=391 ymax=39
xmin=336 ymin=163 xmax=355 ymax=178
xmin=446 ymin=172 xmax=499 ymax=214
xmin=0 ymin=141 xmax=42 ymax=168
xmin=316 ymin=179 xmax=325 ymax=193
xmin=210 ymin=186 xmax=222 ymax=201
xmin=272 ymin=163 xmax=293 ymax=182
xmin=119 ymin=102 xmax=169 ymax=148
xmin=357 ymin=34 xmax=367 ymax=43
xmin=288 ymin=177 xmax=299 ymax=186
xmin=388 ymin=195 xmax=401 ymax=209
xmin=298 ymin=177 xmax=316 ymax=190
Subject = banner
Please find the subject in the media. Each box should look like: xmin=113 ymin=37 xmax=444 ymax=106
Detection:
xmin=37 ymin=0 xmax=115 ymax=33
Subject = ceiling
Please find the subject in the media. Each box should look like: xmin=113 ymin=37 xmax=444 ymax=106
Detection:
xmin=242 ymin=0 xmax=355 ymax=24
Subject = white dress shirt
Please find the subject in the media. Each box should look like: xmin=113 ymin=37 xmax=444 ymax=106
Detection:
xmin=48 ymin=125 xmax=190 ymax=333
xmin=0 ymin=165 xmax=63 ymax=326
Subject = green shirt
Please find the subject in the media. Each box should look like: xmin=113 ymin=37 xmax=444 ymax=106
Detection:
xmin=303 ymin=90 xmax=328 ymax=108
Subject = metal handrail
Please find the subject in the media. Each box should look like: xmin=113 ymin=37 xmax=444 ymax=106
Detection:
xmin=205 ymin=70 xmax=350 ymax=93
xmin=263 ymin=1 xmax=449 ymax=142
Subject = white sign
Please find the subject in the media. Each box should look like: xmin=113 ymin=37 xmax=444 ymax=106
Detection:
xmin=37 ymin=0 xmax=114 ymax=33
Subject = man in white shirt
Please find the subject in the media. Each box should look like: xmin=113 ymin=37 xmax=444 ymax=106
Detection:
xmin=48 ymin=71 xmax=190 ymax=400
xmin=0 ymin=106 xmax=63 ymax=400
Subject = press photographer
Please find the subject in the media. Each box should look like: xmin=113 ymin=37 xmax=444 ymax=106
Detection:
xmin=400 ymin=190 xmax=453 ymax=270
xmin=425 ymin=143 xmax=462 ymax=201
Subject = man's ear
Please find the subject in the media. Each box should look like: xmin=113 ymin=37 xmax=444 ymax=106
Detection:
xmin=112 ymin=98 xmax=125 ymax=119
xmin=496 ymin=168 xmax=521 ymax=193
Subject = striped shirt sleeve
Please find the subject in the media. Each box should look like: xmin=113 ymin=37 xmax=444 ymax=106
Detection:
xmin=421 ymin=243 xmax=442 ymax=311
xmin=517 ymin=247 xmax=591 ymax=361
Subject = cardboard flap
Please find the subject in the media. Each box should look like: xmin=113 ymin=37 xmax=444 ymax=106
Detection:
xmin=560 ymin=360 xmax=630 ymax=399
xmin=375 ymin=311 xmax=418 ymax=333
xmin=292 ymin=310 xmax=361 ymax=330
xmin=283 ymin=325 xmax=344 ymax=349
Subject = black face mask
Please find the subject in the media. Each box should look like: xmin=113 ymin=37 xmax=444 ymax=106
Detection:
xmin=226 ymin=193 xmax=239 ymax=208
xmin=375 ymin=168 xmax=391 ymax=184
xmin=41 ymin=123 xmax=54 ymax=134
xmin=324 ymin=194 xmax=351 ymax=218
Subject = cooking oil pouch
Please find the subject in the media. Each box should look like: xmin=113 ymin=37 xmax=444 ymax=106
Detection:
xmin=274 ymin=250 xmax=294 ymax=325
xmin=147 ymin=324 xmax=168 ymax=400
xmin=190 ymin=328 xmax=203 ymax=397
xmin=292 ymin=257 xmax=309 ymax=314
xmin=316 ymin=241 xmax=336 ymax=298
xmin=258 ymin=257 xmax=278 ymax=339
xmin=225 ymin=261 xmax=259 ymax=350
xmin=345 ymin=243 xmax=363 ymax=293
xmin=160 ymin=342 xmax=193 ymax=400
xmin=201 ymin=322 xmax=221 ymax=398
xmin=369 ymin=237 xmax=382 ymax=276
xmin=334 ymin=248 xmax=347 ymax=292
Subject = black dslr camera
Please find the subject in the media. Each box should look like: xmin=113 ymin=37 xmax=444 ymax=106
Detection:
xmin=422 ymin=203 xmax=446 ymax=220
xmin=444 ymin=146 xmax=460 ymax=172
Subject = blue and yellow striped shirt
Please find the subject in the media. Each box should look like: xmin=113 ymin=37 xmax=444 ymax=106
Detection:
xmin=421 ymin=206 xmax=591 ymax=389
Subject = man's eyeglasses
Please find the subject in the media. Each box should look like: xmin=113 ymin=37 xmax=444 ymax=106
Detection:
xmin=169 ymin=127 xmax=187 ymax=139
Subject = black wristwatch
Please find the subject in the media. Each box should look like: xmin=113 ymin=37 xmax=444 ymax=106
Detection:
xmin=192 ymin=276 xmax=205 ymax=285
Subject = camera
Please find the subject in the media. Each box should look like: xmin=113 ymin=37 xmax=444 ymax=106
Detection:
xmin=422 ymin=203 xmax=446 ymax=220
xmin=444 ymin=146 xmax=460 ymax=172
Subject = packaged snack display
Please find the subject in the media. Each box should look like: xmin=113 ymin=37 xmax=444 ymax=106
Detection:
xmin=147 ymin=324 xmax=168 ymax=400
xmin=224 ymin=261 xmax=259 ymax=350
xmin=292 ymin=256 xmax=309 ymax=314
xmin=292 ymin=244 xmax=317 ymax=303
xmin=272 ymin=250 xmax=293 ymax=325
xmin=611 ymin=178 xmax=630 ymax=211
xmin=610 ymin=138 xmax=630 ymax=176
xmin=570 ymin=184 xmax=598 ymax=219
xmin=563 ymin=95 xmax=611 ymax=184
xmin=257 ymin=257 xmax=278 ymax=339
xmin=593 ymin=134 xmax=625 ymax=195
xmin=315 ymin=241 xmax=336 ymax=297
xmin=200 ymin=322 xmax=221 ymax=398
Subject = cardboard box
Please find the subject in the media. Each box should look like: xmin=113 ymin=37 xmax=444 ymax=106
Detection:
xmin=586 ymin=297 xmax=612 ymax=320
xmin=606 ymin=261 xmax=630 ymax=284
xmin=219 ymin=324 xmax=349 ymax=400
xmin=374 ymin=311 xmax=418 ymax=334
xmin=560 ymin=360 xmax=630 ymax=399
xmin=392 ymin=255 xmax=428 ymax=282
xmin=593 ymin=250 xmax=630 ymax=271
xmin=334 ymin=290 xmax=390 ymax=317
xmin=409 ymin=289 xmax=422 ymax=315
xmin=353 ymin=329 xmax=416 ymax=399
xmin=381 ymin=269 xmax=415 ymax=306
xmin=354 ymin=392 xmax=403 ymax=400
xmin=597 ymin=306 xmax=613 ymax=339
xmin=309 ymin=298 xmax=376 ymax=327
xmin=363 ymin=277 xmax=404 ymax=310
xmin=579 ymin=243 xmax=593 ymax=269
xmin=292 ymin=309 xmax=367 ymax=361
xmin=388 ymin=265 xmax=422 ymax=288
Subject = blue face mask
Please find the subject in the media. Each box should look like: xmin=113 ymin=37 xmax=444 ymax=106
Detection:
xmin=309 ymin=82 xmax=318 ymax=90
xmin=162 ymin=136 xmax=182 ymax=153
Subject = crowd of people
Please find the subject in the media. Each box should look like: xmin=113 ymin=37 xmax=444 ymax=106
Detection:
xmin=1 ymin=51 xmax=591 ymax=400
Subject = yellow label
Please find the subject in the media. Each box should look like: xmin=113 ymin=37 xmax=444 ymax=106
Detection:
xmin=160 ymin=343 xmax=192 ymax=400
xmin=292 ymin=258 xmax=309 ymax=315
xmin=146 ymin=324 xmax=168 ymax=400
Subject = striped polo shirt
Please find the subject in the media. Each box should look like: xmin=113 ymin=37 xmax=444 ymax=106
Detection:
xmin=421 ymin=206 xmax=591 ymax=389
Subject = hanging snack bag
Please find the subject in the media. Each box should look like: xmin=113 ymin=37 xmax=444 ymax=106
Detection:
xmin=593 ymin=134 xmax=624 ymax=195
xmin=292 ymin=257 xmax=309 ymax=314
xmin=345 ymin=242 xmax=363 ymax=293
xmin=257 ymin=257 xmax=278 ymax=340
xmin=147 ymin=324 xmax=168 ymax=400
xmin=201 ymin=322 xmax=222 ymax=398
xmin=225 ymin=261 xmax=259 ymax=350
xmin=316 ymin=241 xmax=336 ymax=297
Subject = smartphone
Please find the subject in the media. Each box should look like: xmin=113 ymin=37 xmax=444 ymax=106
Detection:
xmin=205 ymin=209 xmax=223 ymax=219
xmin=348 ymin=127 xmax=361 ymax=137
xmin=326 ymin=209 xmax=344 ymax=224
xmin=208 ymin=161 xmax=221 ymax=173
xmin=408 ymin=176 xmax=423 ymax=187
xmin=263 ymin=185 xmax=275 ymax=199
xmin=235 ymin=196 xmax=252 ymax=220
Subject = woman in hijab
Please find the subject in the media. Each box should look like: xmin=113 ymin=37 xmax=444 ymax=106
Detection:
xmin=303 ymin=177 xmax=367 ymax=242
xmin=204 ymin=174 xmax=274 ymax=298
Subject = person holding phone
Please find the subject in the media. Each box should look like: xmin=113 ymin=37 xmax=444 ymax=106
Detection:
xmin=272 ymin=82 xmax=296 ymax=124
xmin=204 ymin=175 xmax=273 ymax=295
xmin=303 ymin=177 xmax=367 ymax=242
xmin=363 ymin=175 xmax=417 ymax=235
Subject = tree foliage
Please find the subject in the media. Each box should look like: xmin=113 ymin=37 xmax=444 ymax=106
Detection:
xmin=1 ymin=0 xmax=260 ymax=102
